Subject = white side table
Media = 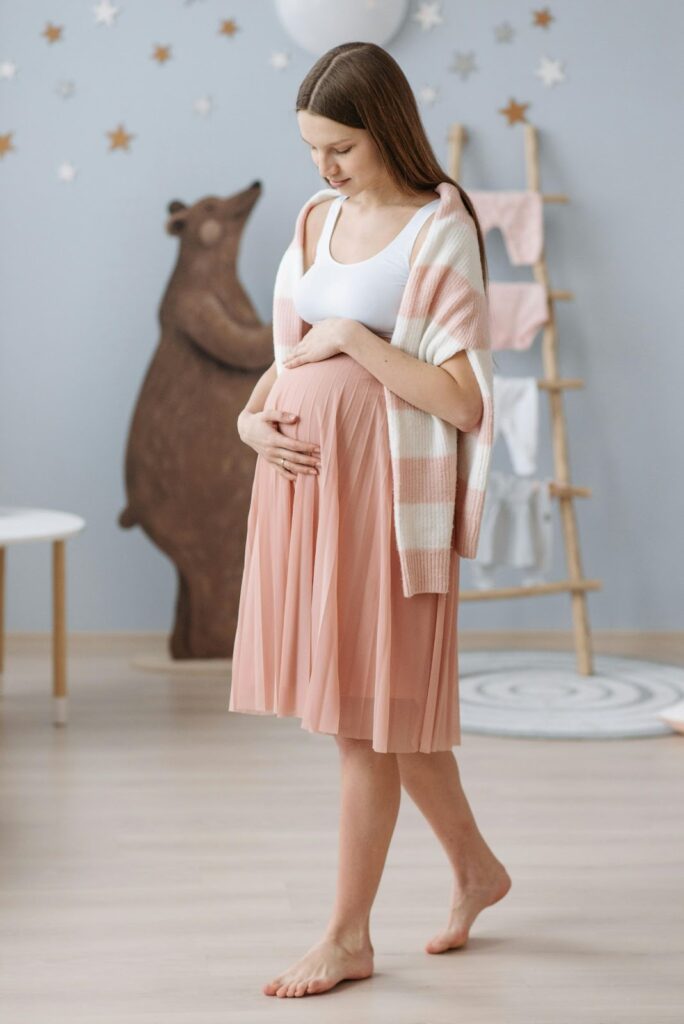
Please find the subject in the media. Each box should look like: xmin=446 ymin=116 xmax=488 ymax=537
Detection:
xmin=0 ymin=507 xmax=86 ymax=725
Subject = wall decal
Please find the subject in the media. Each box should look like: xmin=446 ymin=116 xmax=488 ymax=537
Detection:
xmin=450 ymin=50 xmax=478 ymax=80
xmin=499 ymin=97 xmax=530 ymax=124
xmin=413 ymin=2 xmax=443 ymax=32
xmin=94 ymin=1 xmax=120 ymax=28
xmin=532 ymin=7 xmax=554 ymax=29
xmin=535 ymin=55 xmax=565 ymax=87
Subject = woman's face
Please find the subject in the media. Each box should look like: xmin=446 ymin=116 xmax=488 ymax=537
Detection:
xmin=297 ymin=110 xmax=385 ymax=193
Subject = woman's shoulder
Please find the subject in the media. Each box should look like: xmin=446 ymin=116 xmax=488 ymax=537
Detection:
xmin=303 ymin=196 xmax=336 ymax=233
xmin=302 ymin=198 xmax=335 ymax=269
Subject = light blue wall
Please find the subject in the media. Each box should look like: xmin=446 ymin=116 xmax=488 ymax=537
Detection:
xmin=1 ymin=1 xmax=681 ymax=631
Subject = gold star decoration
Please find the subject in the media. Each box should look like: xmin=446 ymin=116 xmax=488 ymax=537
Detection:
xmin=0 ymin=132 xmax=16 ymax=159
xmin=499 ymin=98 xmax=530 ymax=125
xmin=42 ymin=21 xmax=63 ymax=43
xmin=106 ymin=123 xmax=135 ymax=151
xmin=152 ymin=44 xmax=172 ymax=64
xmin=532 ymin=7 xmax=554 ymax=28
xmin=219 ymin=18 xmax=239 ymax=37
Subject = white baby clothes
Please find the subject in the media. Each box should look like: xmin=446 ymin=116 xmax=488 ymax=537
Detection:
xmin=492 ymin=375 xmax=539 ymax=476
xmin=471 ymin=470 xmax=553 ymax=590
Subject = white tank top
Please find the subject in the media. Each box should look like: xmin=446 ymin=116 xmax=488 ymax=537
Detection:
xmin=293 ymin=194 xmax=440 ymax=339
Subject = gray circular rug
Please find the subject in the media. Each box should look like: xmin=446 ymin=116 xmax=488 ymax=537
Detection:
xmin=458 ymin=650 xmax=684 ymax=739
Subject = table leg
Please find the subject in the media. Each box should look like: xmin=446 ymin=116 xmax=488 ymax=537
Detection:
xmin=52 ymin=539 xmax=67 ymax=725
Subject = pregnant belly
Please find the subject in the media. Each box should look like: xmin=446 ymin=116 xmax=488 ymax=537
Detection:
xmin=266 ymin=352 xmax=387 ymax=451
xmin=273 ymin=352 xmax=380 ymax=403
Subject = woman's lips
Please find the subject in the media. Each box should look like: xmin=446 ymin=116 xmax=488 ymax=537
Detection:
xmin=329 ymin=178 xmax=349 ymax=186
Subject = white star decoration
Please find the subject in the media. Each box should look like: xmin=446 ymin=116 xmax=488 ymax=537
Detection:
xmin=413 ymin=2 xmax=443 ymax=31
xmin=93 ymin=0 xmax=120 ymax=27
xmin=269 ymin=51 xmax=290 ymax=70
xmin=535 ymin=55 xmax=565 ymax=87
xmin=418 ymin=84 xmax=439 ymax=106
xmin=0 ymin=60 xmax=18 ymax=80
xmin=55 ymin=79 xmax=76 ymax=98
xmin=58 ymin=161 xmax=77 ymax=182
xmin=193 ymin=95 xmax=213 ymax=116
xmin=494 ymin=21 xmax=515 ymax=43
xmin=450 ymin=51 xmax=478 ymax=80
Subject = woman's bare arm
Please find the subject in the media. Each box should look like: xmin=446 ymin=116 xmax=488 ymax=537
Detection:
xmin=238 ymin=360 xmax=278 ymax=424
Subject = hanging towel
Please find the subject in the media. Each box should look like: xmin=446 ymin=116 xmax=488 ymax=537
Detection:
xmin=488 ymin=281 xmax=549 ymax=350
xmin=468 ymin=190 xmax=544 ymax=266
xmin=492 ymin=375 xmax=539 ymax=476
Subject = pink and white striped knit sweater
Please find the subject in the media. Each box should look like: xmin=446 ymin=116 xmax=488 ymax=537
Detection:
xmin=271 ymin=180 xmax=494 ymax=598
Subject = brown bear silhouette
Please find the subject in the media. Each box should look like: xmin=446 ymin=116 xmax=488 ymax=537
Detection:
xmin=119 ymin=180 xmax=274 ymax=659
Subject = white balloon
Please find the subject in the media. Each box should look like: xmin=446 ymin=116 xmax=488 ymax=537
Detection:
xmin=274 ymin=0 xmax=410 ymax=56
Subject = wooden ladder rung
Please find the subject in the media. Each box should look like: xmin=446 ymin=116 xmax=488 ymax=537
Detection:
xmin=549 ymin=482 xmax=591 ymax=499
xmin=537 ymin=377 xmax=584 ymax=390
xmin=549 ymin=289 xmax=573 ymax=301
xmin=460 ymin=578 xmax=603 ymax=601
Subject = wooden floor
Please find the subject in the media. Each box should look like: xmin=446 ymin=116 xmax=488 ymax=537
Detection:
xmin=0 ymin=631 xmax=682 ymax=1023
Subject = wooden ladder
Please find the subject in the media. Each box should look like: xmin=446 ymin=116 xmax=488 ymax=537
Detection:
xmin=448 ymin=122 xmax=602 ymax=676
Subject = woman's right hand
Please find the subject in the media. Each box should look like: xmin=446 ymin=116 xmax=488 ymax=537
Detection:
xmin=237 ymin=409 xmax=321 ymax=482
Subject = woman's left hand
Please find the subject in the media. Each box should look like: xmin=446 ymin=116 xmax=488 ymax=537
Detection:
xmin=282 ymin=318 xmax=354 ymax=369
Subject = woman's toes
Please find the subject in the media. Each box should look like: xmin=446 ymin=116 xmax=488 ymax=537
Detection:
xmin=294 ymin=981 xmax=308 ymax=997
xmin=286 ymin=981 xmax=299 ymax=997
xmin=276 ymin=983 xmax=290 ymax=997
xmin=426 ymin=928 xmax=467 ymax=954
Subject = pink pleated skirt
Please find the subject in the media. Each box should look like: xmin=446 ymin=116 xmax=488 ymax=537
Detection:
xmin=228 ymin=350 xmax=461 ymax=753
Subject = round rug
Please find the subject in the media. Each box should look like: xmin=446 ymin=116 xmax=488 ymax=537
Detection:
xmin=458 ymin=650 xmax=684 ymax=739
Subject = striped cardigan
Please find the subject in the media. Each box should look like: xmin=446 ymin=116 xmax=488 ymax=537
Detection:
xmin=271 ymin=180 xmax=494 ymax=598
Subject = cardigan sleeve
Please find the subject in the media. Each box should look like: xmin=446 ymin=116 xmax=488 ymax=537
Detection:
xmin=415 ymin=216 xmax=493 ymax=556
xmin=429 ymin=220 xmax=490 ymax=366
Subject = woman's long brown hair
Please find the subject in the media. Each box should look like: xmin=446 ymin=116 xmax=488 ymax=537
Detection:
xmin=296 ymin=41 xmax=489 ymax=292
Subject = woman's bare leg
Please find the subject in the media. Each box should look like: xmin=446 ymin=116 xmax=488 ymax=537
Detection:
xmin=396 ymin=749 xmax=512 ymax=954
xmin=263 ymin=736 xmax=401 ymax=998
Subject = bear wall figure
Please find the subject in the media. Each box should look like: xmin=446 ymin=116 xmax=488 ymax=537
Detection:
xmin=119 ymin=180 xmax=274 ymax=659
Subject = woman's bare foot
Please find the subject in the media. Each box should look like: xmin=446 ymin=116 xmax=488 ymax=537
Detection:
xmin=425 ymin=859 xmax=512 ymax=954
xmin=263 ymin=934 xmax=374 ymax=997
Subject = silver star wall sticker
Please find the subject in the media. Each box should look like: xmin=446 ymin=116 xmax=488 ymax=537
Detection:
xmin=93 ymin=1 xmax=120 ymax=27
xmin=413 ymin=2 xmax=443 ymax=31
xmin=58 ymin=161 xmax=77 ymax=182
xmin=450 ymin=51 xmax=478 ymax=80
xmin=55 ymin=79 xmax=76 ymax=98
xmin=193 ymin=95 xmax=214 ymax=116
xmin=269 ymin=51 xmax=290 ymax=70
xmin=0 ymin=60 xmax=18 ymax=79
xmin=494 ymin=21 xmax=515 ymax=43
xmin=418 ymin=84 xmax=439 ymax=106
xmin=535 ymin=55 xmax=565 ymax=87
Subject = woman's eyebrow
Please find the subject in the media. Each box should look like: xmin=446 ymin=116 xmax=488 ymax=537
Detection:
xmin=299 ymin=135 xmax=353 ymax=146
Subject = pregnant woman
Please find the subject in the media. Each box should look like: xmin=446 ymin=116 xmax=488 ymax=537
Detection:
xmin=229 ymin=42 xmax=511 ymax=998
